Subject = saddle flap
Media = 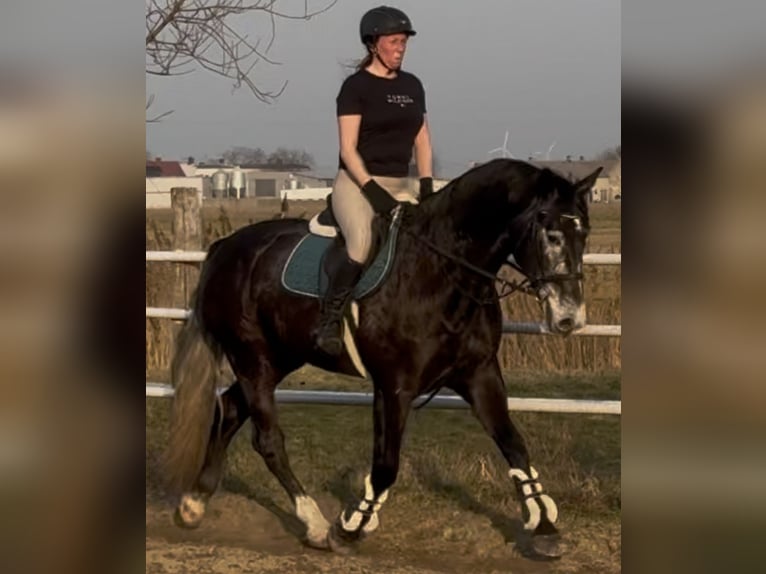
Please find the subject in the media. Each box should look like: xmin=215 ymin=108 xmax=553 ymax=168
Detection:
xmin=308 ymin=194 xmax=339 ymax=238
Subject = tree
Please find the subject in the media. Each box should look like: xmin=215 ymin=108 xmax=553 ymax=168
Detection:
xmin=220 ymin=146 xmax=314 ymax=168
xmin=146 ymin=1 xmax=337 ymax=105
xmin=222 ymin=146 xmax=267 ymax=165
xmin=267 ymin=147 xmax=314 ymax=167
xmin=597 ymin=145 xmax=621 ymax=161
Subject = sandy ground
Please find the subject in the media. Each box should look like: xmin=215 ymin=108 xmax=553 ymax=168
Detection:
xmin=146 ymin=491 xmax=617 ymax=574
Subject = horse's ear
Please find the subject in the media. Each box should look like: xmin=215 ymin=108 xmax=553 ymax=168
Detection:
xmin=575 ymin=167 xmax=602 ymax=198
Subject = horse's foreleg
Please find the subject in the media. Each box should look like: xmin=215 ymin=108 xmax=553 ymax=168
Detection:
xmin=329 ymin=386 xmax=411 ymax=552
xmin=175 ymin=381 xmax=249 ymax=529
xmin=247 ymin=385 xmax=331 ymax=549
xmin=455 ymin=361 xmax=562 ymax=559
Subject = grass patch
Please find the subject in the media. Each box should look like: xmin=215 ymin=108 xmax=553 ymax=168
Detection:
xmin=147 ymin=371 xmax=620 ymax=519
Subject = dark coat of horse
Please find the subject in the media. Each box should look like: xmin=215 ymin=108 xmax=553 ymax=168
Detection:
xmin=165 ymin=158 xmax=600 ymax=558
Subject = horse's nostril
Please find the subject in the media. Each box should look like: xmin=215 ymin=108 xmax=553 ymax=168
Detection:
xmin=556 ymin=318 xmax=574 ymax=332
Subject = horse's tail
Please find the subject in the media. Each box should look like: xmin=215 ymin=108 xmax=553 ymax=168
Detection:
xmin=163 ymin=297 xmax=222 ymax=498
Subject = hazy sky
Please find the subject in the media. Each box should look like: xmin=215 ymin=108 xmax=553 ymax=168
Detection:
xmin=146 ymin=0 xmax=621 ymax=178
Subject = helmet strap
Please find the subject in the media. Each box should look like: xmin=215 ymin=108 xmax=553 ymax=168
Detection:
xmin=370 ymin=45 xmax=399 ymax=75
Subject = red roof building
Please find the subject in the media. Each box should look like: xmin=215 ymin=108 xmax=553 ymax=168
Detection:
xmin=146 ymin=160 xmax=186 ymax=177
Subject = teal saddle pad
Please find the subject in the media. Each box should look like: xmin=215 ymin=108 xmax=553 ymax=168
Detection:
xmin=281 ymin=221 xmax=401 ymax=299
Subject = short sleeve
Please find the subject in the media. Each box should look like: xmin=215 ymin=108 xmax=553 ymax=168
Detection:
xmin=413 ymin=76 xmax=426 ymax=115
xmin=336 ymin=76 xmax=363 ymax=116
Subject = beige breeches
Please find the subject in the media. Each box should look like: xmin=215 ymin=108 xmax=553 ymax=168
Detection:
xmin=331 ymin=169 xmax=418 ymax=264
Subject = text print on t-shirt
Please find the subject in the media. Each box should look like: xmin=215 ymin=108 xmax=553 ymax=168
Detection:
xmin=386 ymin=94 xmax=415 ymax=107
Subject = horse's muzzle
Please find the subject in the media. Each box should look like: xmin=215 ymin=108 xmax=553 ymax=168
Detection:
xmin=543 ymin=294 xmax=586 ymax=335
xmin=553 ymin=317 xmax=575 ymax=334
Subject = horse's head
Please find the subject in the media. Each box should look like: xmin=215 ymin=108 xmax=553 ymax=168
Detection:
xmin=511 ymin=167 xmax=601 ymax=335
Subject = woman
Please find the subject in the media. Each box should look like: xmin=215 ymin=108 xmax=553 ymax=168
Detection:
xmin=316 ymin=5 xmax=434 ymax=356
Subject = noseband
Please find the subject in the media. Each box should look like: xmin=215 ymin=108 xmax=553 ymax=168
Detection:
xmin=506 ymin=212 xmax=585 ymax=302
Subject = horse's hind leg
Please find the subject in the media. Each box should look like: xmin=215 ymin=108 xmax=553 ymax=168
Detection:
xmin=175 ymin=381 xmax=250 ymax=529
xmin=453 ymin=361 xmax=562 ymax=559
xmin=242 ymin=366 xmax=331 ymax=549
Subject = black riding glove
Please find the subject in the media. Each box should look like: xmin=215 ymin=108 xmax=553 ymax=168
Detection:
xmin=361 ymin=179 xmax=399 ymax=215
xmin=419 ymin=177 xmax=434 ymax=200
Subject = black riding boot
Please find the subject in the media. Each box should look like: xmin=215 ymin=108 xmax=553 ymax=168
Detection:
xmin=316 ymin=256 xmax=364 ymax=356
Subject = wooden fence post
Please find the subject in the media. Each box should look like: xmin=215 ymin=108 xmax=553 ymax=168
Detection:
xmin=171 ymin=187 xmax=202 ymax=309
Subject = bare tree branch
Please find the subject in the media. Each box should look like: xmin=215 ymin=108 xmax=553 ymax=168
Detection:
xmin=146 ymin=93 xmax=174 ymax=123
xmin=146 ymin=0 xmax=337 ymax=106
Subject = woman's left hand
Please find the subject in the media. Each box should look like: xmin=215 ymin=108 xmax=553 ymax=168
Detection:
xmin=419 ymin=177 xmax=434 ymax=200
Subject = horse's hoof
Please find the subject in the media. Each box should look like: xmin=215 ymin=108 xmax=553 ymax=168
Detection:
xmin=304 ymin=530 xmax=331 ymax=551
xmin=327 ymin=524 xmax=356 ymax=555
xmin=173 ymin=507 xmax=202 ymax=529
xmin=173 ymin=494 xmax=207 ymax=529
xmin=528 ymin=534 xmax=563 ymax=560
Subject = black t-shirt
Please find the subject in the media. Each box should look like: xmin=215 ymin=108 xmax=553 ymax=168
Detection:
xmin=336 ymin=69 xmax=426 ymax=177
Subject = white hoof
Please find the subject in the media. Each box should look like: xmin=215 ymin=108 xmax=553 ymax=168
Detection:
xmin=175 ymin=493 xmax=206 ymax=528
xmin=305 ymin=525 xmax=330 ymax=549
xmin=295 ymin=495 xmax=331 ymax=549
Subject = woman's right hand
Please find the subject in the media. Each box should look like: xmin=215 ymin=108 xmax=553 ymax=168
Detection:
xmin=361 ymin=180 xmax=400 ymax=215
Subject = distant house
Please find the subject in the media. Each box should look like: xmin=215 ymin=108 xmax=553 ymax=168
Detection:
xmin=531 ymin=158 xmax=621 ymax=203
xmin=194 ymin=161 xmax=311 ymax=177
xmin=194 ymin=163 xmax=328 ymax=199
xmin=146 ymin=159 xmax=203 ymax=209
xmin=146 ymin=159 xmax=186 ymax=177
xmin=180 ymin=158 xmax=197 ymax=177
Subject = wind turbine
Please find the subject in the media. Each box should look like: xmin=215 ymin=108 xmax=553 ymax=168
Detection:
xmin=546 ymin=140 xmax=557 ymax=160
xmin=488 ymin=131 xmax=514 ymax=159
xmin=533 ymin=140 xmax=557 ymax=161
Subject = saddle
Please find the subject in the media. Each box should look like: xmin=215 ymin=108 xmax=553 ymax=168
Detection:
xmin=307 ymin=194 xmax=342 ymax=238
xmin=280 ymin=195 xmax=404 ymax=299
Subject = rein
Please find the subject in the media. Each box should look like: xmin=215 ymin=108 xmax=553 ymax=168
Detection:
xmin=391 ymin=206 xmax=584 ymax=306
xmin=390 ymin=206 xmax=529 ymax=305
xmin=398 ymin=223 xmax=531 ymax=304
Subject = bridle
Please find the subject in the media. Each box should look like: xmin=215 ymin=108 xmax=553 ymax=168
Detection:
xmin=393 ymin=207 xmax=585 ymax=306
xmin=508 ymin=212 xmax=586 ymax=301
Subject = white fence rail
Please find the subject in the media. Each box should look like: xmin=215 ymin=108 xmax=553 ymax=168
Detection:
xmin=146 ymin=249 xmax=621 ymax=414
xmin=146 ymin=251 xmax=621 ymax=335
xmin=145 ymin=384 xmax=621 ymax=415
xmin=146 ymin=250 xmax=207 ymax=262
xmin=145 ymin=307 xmax=621 ymax=337
xmin=147 ymin=251 xmax=622 ymax=266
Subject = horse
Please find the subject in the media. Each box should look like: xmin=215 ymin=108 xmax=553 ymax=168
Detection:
xmin=164 ymin=158 xmax=601 ymax=558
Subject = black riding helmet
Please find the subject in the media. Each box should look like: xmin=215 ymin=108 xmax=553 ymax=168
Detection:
xmin=359 ymin=6 xmax=416 ymax=45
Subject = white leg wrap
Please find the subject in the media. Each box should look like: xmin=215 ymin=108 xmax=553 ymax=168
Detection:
xmin=340 ymin=474 xmax=388 ymax=534
xmin=362 ymin=512 xmax=380 ymax=534
xmin=295 ymin=495 xmax=331 ymax=545
xmin=178 ymin=493 xmax=207 ymax=525
xmin=509 ymin=466 xmax=558 ymax=530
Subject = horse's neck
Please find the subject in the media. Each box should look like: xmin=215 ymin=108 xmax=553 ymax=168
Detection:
xmin=413 ymin=191 xmax=523 ymax=275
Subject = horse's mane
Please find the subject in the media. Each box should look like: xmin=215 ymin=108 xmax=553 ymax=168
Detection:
xmin=372 ymin=158 xmax=590 ymax=266
xmin=409 ymin=159 xmax=588 ymax=228
xmin=415 ymin=160 xmax=538 ymax=212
